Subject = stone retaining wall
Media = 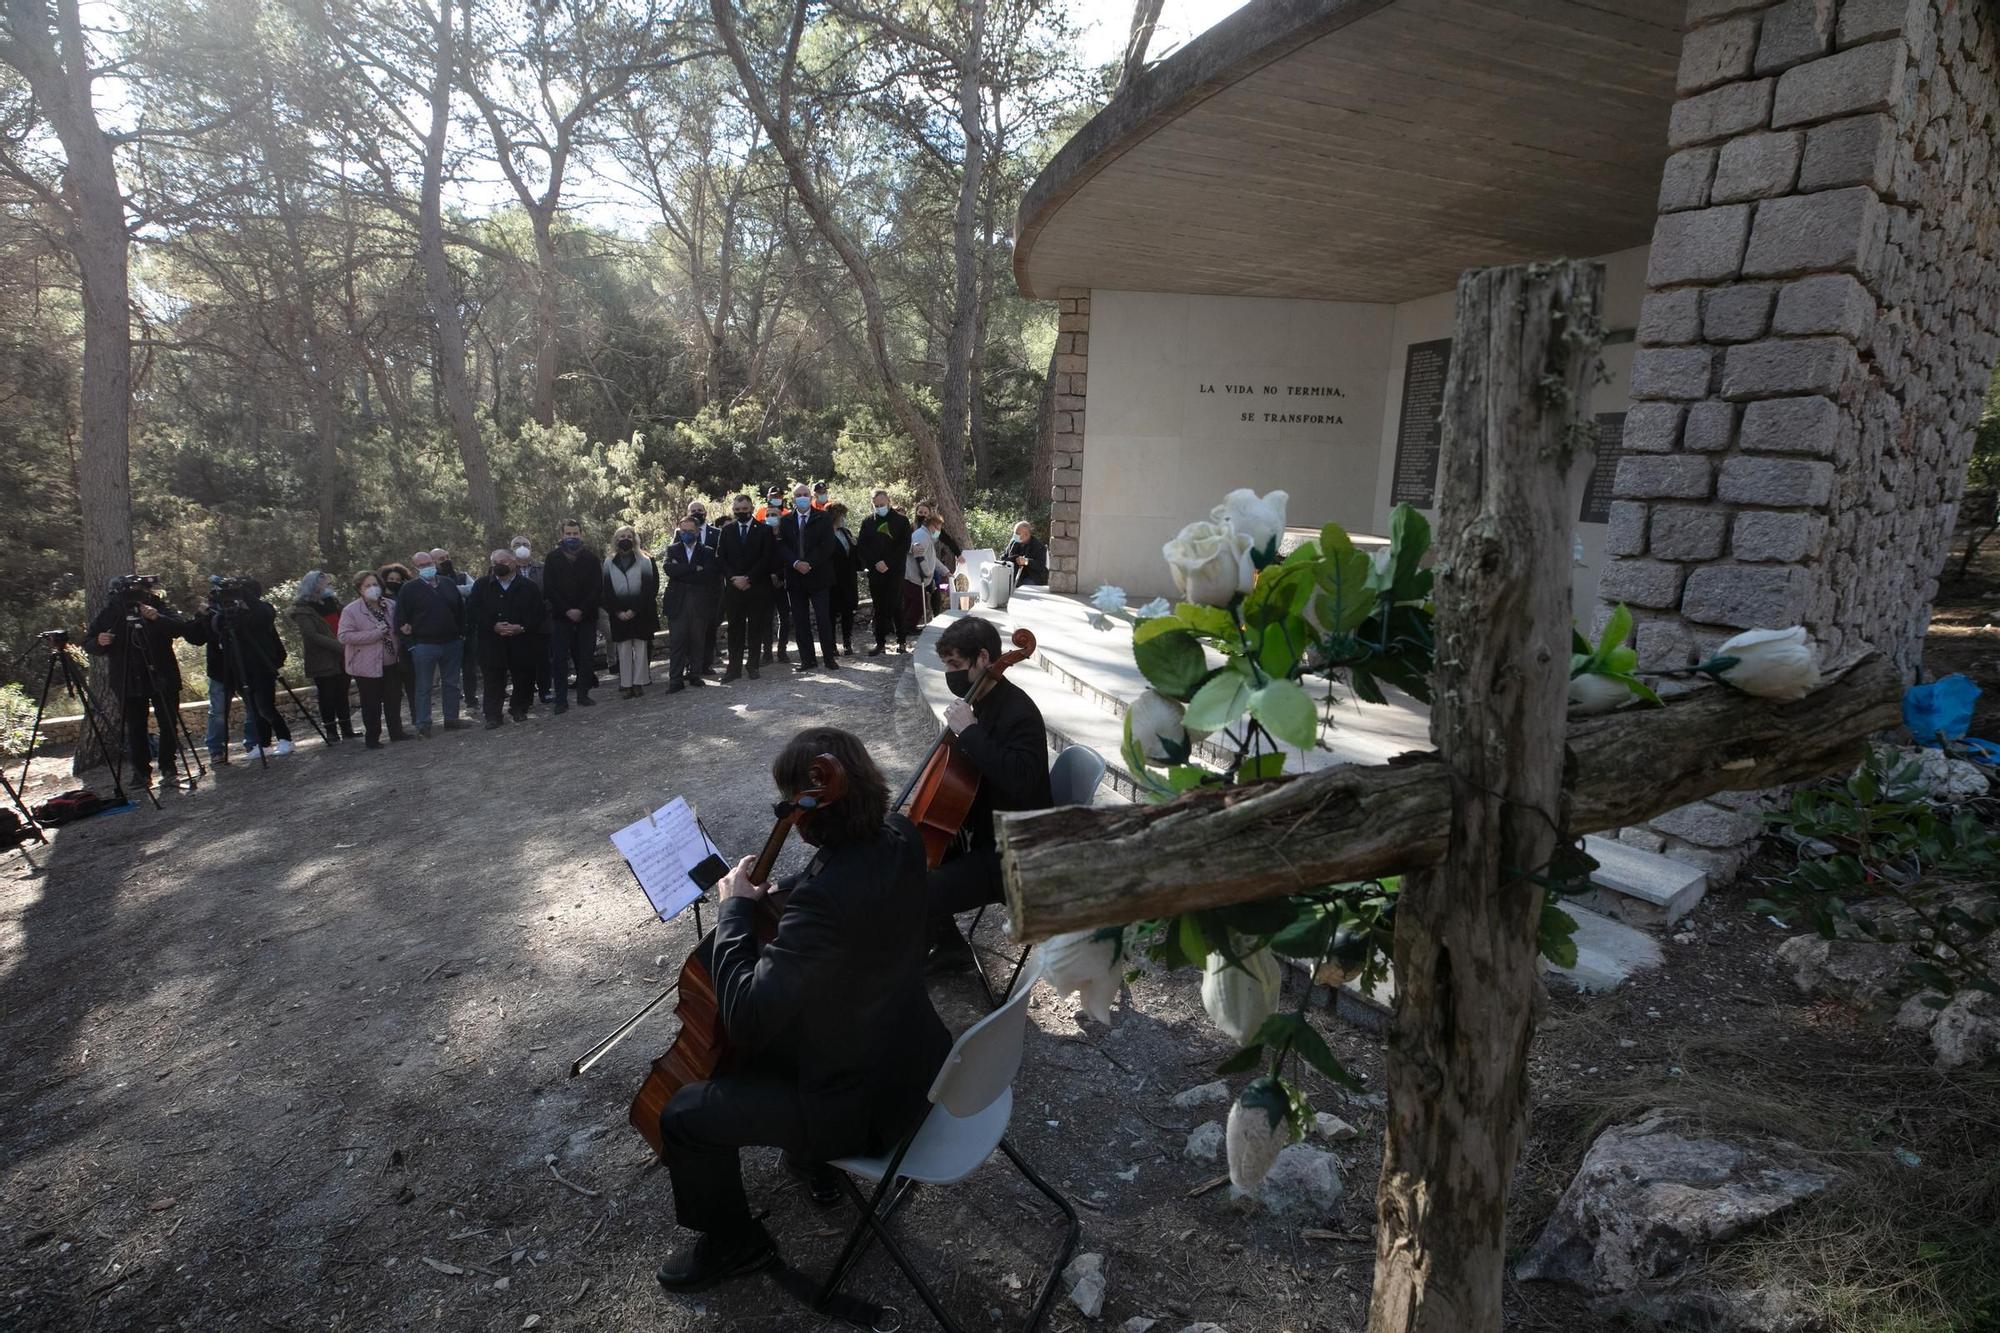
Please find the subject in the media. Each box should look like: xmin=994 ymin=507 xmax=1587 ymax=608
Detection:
xmin=1047 ymin=286 xmax=1090 ymax=593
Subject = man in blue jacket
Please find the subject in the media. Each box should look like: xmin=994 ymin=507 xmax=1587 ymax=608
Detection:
xmin=393 ymin=550 xmax=467 ymax=737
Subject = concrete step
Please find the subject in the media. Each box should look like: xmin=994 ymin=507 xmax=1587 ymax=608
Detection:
xmin=1578 ymin=834 xmax=1708 ymax=929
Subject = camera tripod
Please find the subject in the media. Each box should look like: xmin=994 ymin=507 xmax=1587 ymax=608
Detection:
xmin=118 ymin=610 xmax=208 ymax=794
xmin=212 ymin=601 xmax=328 ymax=768
xmin=15 ymin=631 xmax=148 ymax=810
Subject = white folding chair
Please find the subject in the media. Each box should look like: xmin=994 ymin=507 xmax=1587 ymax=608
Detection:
xmin=969 ymin=745 xmax=1106 ymax=1009
xmin=816 ymin=969 xmax=1080 ymax=1333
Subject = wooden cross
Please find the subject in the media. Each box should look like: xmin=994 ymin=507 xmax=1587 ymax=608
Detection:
xmin=996 ymin=262 xmax=1903 ymax=1333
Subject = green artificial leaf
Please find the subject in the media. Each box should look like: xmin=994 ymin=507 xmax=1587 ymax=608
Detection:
xmin=1319 ymin=522 xmax=1355 ymax=556
xmin=1238 ymin=752 xmax=1287 ymax=781
xmin=1250 ymin=678 xmax=1318 ymax=749
xmin=1538 ymin=901 xmax=1580 ymax=969
xmin=1134 ymin=614 xmax=1190 ymax=646
xmin=1215 ymin=1044 xmax=1263 ymax=1076
xmin=1269 ymin=906 xmax=1339 ymax=960
xmin=1185 ymin=667 xmax=1252 ymax=733
xmin=1596 ymin=602 xmax=1634 ymax=660
xmin=1167 ymin=765 xmax=1208 ymax=792
xmin=1175 ymin=603 xmax=1239 ymax=639
xmin=1177 ymin=914 xmax=1209 ymax=968
xmin=1134 ymin=628 xmax=1208 ymax=701
xmin=1315 ymin=548 xmax=1376 ymax=633
xmin=1258 ymin=619 xmax=1301 ymax=678
xmin=1601 ymin=671 xmax=1663 ymax=707
xmin=1385 ymin=504 xmax=1433 ymax=601
xmin=1282 ymin=539 xmax=1321 ymax=567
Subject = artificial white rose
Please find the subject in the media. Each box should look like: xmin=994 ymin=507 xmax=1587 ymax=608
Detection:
xmin=1712 ymin=626 xmax=1821 ymax=700
xmin=1037 ymin=929 xmax=1123 ymax=1024
xmin=1211 ymin=488 xmax=1289 ymax=550
xmin=1091 ymin=584 xmax=1127 ymax=615
xmin=1163 ymin=519 xmax=1255 ymax=607
xmin=1134 ymin=596 xmax=1173 ymax=620
xmin=1200 ymin=944 xmax=1282 ymax=1045
xmin=1568 ymin=672 xmax=1631 ymax=715
xmin=1130 ymin=688 xmax=1196 ymax=764
xmin=1225 ymin=1080 xmax=1290 ymax=1193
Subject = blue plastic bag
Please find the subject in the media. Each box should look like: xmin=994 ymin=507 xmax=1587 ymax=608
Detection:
xmin=1904 ymin=674 xmax=2000 ymax=762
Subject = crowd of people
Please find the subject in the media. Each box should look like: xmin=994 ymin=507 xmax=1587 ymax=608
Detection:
xmin=81 ymin=484 xmax=1051 ymax=785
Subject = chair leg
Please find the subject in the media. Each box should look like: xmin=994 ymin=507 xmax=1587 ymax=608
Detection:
xmin=856 ymin=1205 xmax=964 ymax=1333
xmin=1000 ymin=1138 xmax=1083 ymax=1333
xmin=966 ymin=906 xmax=1032 ymax=1012
xmin=817 ymin=1175 xmax=888 ymax=1308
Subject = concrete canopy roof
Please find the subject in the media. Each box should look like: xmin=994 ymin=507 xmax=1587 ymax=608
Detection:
xmin=1014 ymin=0 xmax=1682 ymax=303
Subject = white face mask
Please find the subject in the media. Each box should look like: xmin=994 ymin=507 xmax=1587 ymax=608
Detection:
xmin=362 ymin=585 xmax=382 ymax=601
xmin=512 ymin=545 xmax=531 ymax=560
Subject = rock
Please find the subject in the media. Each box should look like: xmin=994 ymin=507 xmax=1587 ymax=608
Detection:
xmin=1176 ymin=1324 xmax=1228 ymax=1333
xmin=1064 ymin=1253 xmax=1104 ymax=1318
xmin=1183 ymin=1121 xmax=1223 ymax=1162
xmin=1120 ymin=1320 xmax=1156 ymax=1333
xmin=1312 ymin=1112 xmax=1358 ymax=1142
xmin=1908 ymin=747 xmax=1990 ymax=801
xmin=1238 ymin=1144 xmax=1343 ymax=1215
xmin=1517 ymin=1110 xmax=1833 ymax=1304
xmin=1170 ymin=1080 xmax=1229 ymax=1109
xmin=1774 ymin=932 xmax=1904 ymax=1011
xmin=1929 ymin=991 xmax=2000 ymax=1069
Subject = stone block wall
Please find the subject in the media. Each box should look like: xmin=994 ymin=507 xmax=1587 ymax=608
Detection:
xmin=1047 ymin=286 xmax=1090 ymax=593
xmin=1606 ymin=0 xmax=2000 ymax=877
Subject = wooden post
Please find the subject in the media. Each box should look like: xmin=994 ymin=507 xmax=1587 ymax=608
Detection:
xmin=1366 ymin=262 xmax=1601 ymax=1331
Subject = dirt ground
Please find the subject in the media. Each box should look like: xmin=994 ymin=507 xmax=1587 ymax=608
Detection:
xmin=1 ymin=622 xmax=1993 ymax=1332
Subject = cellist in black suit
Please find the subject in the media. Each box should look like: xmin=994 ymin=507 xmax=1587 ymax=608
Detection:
xmin=655 ymin=726 xmax=951 ymax=1291
xmin=718 ymin=493 xmax=776 ymax=681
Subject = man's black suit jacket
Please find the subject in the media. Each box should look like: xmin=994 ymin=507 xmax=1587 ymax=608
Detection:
xmin=777 ymin=508 xmax=838 ymax=593
xmin=718 ymin=518 xmax=776 ymax=586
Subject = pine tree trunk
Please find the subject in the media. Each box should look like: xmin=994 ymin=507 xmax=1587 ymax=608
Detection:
xmin=1368 ymin=260 xmax=1605 ymax=1333
xmin=937 ymin=0 xmax=986 ymax=508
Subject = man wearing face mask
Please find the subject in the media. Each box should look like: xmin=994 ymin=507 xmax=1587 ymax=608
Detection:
xmin=856 ymin=488 xmax=911 ymax=655
xmin=662 ymin=516 xmax=721 ymax=691
xmin=717 ymin=493 xmax=774 ymax=682
xmin=432 ymin=547 xmax=480 ymax=716
xmin=686 ymin=500 xmax=723 ymax=676
xmin=467 ymin=548 xmax=547 ymax=728
xmin=543 ymin=519 xmax=602 ymax=713
xmin=776 ymin=482 xmax=840 ymax=673
xmin=757 ymin=486 xmax=793 ymax=666
xmin=394 ymin=549 xmax=468 ymax=737
xmin=509 ymin=534 xmax=552 ymax=705
xmin=926 ymin=615 xmax=1052 ymax=972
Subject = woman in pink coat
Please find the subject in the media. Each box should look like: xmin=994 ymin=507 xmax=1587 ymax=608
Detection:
xmin=338 ymin=570 xmax=407 ymax=748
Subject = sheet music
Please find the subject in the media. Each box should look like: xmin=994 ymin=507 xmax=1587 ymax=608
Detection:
xmin=610 ymin=797 xmax=724 ymax=922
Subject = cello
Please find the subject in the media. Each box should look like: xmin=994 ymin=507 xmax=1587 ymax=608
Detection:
xmin=567 ymin=754 xmax=847 ymax=1160
xmin=896 ymin=627 xmax=1035 ymax=867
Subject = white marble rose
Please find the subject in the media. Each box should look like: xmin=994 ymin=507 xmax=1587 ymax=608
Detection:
xmin=1163 ymin=519 xmax=1256 ymax=607
xmin=1567 ymin=672 xmax=1631 ymax=715
xmin=1037 ymin=929 xmax=1124 ymax=1024
xmin=1130 ymin=688 xmax=1202 ymax=764
xmin=1225 ymin=1077 xmax=1291 ymax=1193
xmin=1211 ymin=488 xmax=1289 ymax=551
xmin=1090 ymin=584 xmax=1127 ymax=615
xmin=1710 ymin=626 xmax=1821 ymax=700
xmin=1200 ymin=944 xmax=1282 ymax=1045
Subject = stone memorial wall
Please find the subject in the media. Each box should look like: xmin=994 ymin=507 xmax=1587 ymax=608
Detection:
xmin=1604 ymin=0 xmax=2000 ymax=876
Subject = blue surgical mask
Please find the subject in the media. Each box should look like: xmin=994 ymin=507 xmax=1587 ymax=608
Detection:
xmin=416 ymin=565 xmax=437 ymax=580
xmin=678 ymin=530 xmax=696 ymax=544
xmin=765 ymin=514 xmax=781 ymax=527
xmin=560 ymin=536 xmax=582 ymax=552
xmin=874 ymin=505 xmax=888 ymax=518
xmin=792 ymin=496 xmax=810 ymax=512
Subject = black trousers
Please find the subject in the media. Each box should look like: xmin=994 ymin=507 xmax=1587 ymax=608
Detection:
xmin=866 ymin=569 xmax=906 ymax=647
xmin=462 ymin=632 xmax=482 ymax=707
xmin=789 ymin=585 xmax=838 ymax=666
xmin=480 ymin=639 xmax=538 ymax=720
xmin=354 ymin=674 xmax=405 ymax=743
xmin=549 ymin=616 xmax=597 ymax=699
xmin=763 ymin=582 xmax=792 ymax=662
xmin=928 ymin=847 xmax=1005 ymax=943
xmin=121 ymin=691 xmax=177 ymax=775
xmin=533 ymin=630 xmax=552 ymax=696
xmin=832 ymin=581 xmax=857 ymax=650
xmin=723 ymin=583 xmax=769 ymax=671
xmin=660 ymin=1075 xmax=814 ymax=1241
xmin=704 ymin=582 xmax=724 ymax=670
xmin=313 ymin=673 xmax=356 ymax=738
xmin=669 ymin=604 xmax=713 ymax=682
xmin=244 ymin=678 xmax=293 ymax=747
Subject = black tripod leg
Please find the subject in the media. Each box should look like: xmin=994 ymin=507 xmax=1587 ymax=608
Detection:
xmin=55 ymin=650 xmax=127 ymax=804
xmin=0 ymin=765 xmax=46 ymax=845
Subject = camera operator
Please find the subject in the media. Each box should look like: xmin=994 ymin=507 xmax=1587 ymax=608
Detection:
xmin=84 ymin=577 xmax=192 ymax=787
xmin=217 ymin=578 xmax=296 ymax=757
xmin=184 ymin=588 xmax=257 ymax=765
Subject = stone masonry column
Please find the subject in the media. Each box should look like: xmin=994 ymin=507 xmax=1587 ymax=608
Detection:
xmin=1601 ymin=0 xmax=2000 ymax=878
xmin=1048 ymin=286 xmax=1090 ymax=593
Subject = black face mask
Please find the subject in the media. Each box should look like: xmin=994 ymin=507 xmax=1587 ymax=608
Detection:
xmin=617 ymin=538 xmax=634 ymax=551
xmin=492 ymin=563 xmax=512 ymax=578
xmin=438 ymin=562 xmax=455 ymax=577
xmin=384 ymin=580 xmax=403 ymax=593
xmin=945 ymin=668 xmax=971 ymax=698
xmin=734 ymin=510 xmax=752 ymax=521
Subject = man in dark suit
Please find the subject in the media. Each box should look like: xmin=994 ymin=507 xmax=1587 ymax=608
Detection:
xmin=466 ymin=548 xmax=547 ymax=728
xmin=855 ymin=488 xmax=912 ymax=655
xmin=717 ymin=493 xmax=774 ymax=681
xmin=776 ymin=482 xmax=840 ymax=672
xmin=655 ymin=727 xmax=951 ymax=1291
xmin=687 ymin=499 xmax=724 ymax=675
xmin=662 ymin=516 xmax=722 ymax=691
xmin=927 ymin=614 xmax=1053 ymax=971
xmin=1001 ymin=521 xmax=1049 ymax=588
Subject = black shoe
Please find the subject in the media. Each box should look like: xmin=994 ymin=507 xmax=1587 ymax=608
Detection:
xmin=366 ymin=739 xmax=383 ymax=750
xmin=667 ymin=682 xmax=685 ymax=694
xmin=416 ymin=727 xmax=433 ymax=739
xmin=443 ymin=719 xmax=465 ymax=731
xmin=553 ymin=700 xmax=568 ymax=715
xmin=325 ymin=734 xmax=340 ymax=745
xmin=655 ymin=1225 xmax=777 ymax=1293
xmin=926 ymin=930 xmax=976 ymax=975
xmin=824 ymin=658 xmax=840 ymax=671
xmin=686 ymin=675 xmax=707 ymax=688
xmin=747 ymin=667 xmax=759 ymax=679
xmin=869 ymin=644 xmax=885 ymax=656
xmin=896 ymin=642 xmax=908 ymax=654
xmin=510 ymin=712 xmax=529 ymax=723
xmin=484 ymin=718 xmax=504 ymax=730
xmin=577 ymin=694 xmax=596 ymax=707
xmin=794 ymin=662 xmax=815 ymax=674
xmin=782 ymin=1154 xmax=845 ymax=1208
xmin=776 ymin=650 xmax=790 ymax=663
xmin=720 ymin=669 xmax=741 ymax=683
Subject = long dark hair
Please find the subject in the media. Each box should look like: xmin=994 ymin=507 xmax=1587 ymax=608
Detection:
xmin=772 ymin=726 xmax=890 ymax=848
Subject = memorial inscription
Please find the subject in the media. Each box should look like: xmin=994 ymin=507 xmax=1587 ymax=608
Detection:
xmin=1389 ymin=338 xmax=1451 ymax=507
xmin=1578 ymin=411 xmax=1628 ymax=525
xmin=1196 ymin=380 xmax=1349 ymax=426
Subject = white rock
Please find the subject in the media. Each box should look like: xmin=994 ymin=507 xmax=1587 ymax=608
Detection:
xmin=1312 ymin=1112 xmax=1358 ymax=1142
xmin=1236 ymin=1144 xmax=1343 ymax=1215
xmin=1176 ymin=1324 xmax=1228 ymax=1333
xmin=1930 ymin=991 xmax=2000 ymax=1069
xmin=1183 ymin=1121 xmax=1224 ymax=1162
xmin=1121 ymin=1320 xmax=1157 ymax=1333
xmin=1063 ymin=1253 xmax=1105 ymax=1320
xmin=1170 ymin=1080 xmax=1230 ymax=1109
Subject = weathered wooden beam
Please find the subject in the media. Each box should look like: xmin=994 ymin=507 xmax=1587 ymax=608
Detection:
xmin=998 ymin=651 xmax=1900 ymax=942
